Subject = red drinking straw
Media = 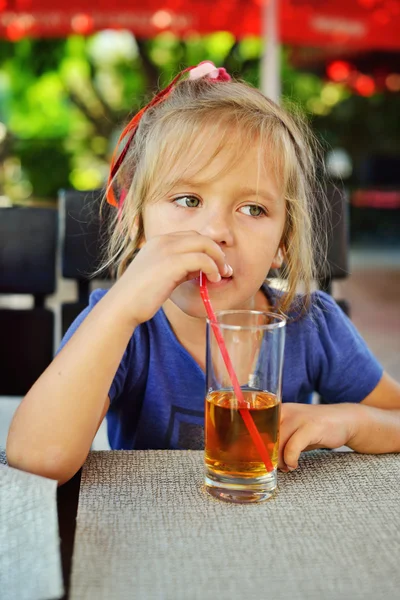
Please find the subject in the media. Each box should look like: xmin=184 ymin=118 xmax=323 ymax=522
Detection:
xmin=199 ymin=273 xmax=274 ymax=473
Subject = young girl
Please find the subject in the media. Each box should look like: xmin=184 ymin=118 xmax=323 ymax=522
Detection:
xmin=7 ymin=62 xmax=400 ymax=485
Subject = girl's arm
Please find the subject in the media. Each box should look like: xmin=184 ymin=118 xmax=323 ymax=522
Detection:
xmin=7 ymin=230 xmax=231 ymax=485
xmin=6 ymin=286 xmax=135 ymax=485
xmin=348 ymin=372 xmax=400 ymax=453
xmin=278 ymin=372 xmax=400 ymax=472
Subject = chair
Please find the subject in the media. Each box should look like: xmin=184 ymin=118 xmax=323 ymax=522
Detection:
xmin=0 ymin=207 xmax=57 ymax=396
xmin=317 ymin=183 xmax=350 ymax=316
xmin=58 ymin=188 xmax=112 ymax=336
xmin=60 ymin=183 xmax=351 ymax=324
xmin=58 ymin=185 xmax=350 ymax=413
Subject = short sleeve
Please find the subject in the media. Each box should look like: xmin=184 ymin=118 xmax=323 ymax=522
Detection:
xmin=57 ymin=288 xmax=132 ymax=403
xmin=309 ymin=291 xmax=383 ymax=404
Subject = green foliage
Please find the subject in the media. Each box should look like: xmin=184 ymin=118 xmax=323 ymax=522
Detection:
xmin=0 ymin=32 xmax=398 ymax=201
xmin=15 ymin=139 xmax=72 ymax=198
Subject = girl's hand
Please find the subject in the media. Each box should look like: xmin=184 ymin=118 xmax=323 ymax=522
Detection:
xmin=278 ymin=403 xmax=358 ymax=471
xmin=113 ymin=231 xmax=232 ymax=327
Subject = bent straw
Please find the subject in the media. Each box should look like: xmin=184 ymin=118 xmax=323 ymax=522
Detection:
xmin=199 ymin=273 xmax=273 ymax=472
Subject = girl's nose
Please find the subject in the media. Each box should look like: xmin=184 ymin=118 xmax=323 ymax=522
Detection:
xmin=199 ymin=213 xmax=234 ymax=247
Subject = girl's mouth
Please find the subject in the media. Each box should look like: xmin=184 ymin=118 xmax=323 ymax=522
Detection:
xmin=192 ymin=275 xmax=233 ymax=288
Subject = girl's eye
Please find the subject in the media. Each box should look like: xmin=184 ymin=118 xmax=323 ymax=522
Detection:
xmin=239 ymin=204 xmax=267 ymax=218
xmin=174 ymin=196 xmax=201 ymax=208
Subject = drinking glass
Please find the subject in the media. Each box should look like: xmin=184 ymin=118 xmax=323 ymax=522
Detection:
xmin=205 ymin=310 xmax=286 ymax=503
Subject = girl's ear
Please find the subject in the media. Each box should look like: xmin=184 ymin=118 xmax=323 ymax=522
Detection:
xmin=130 ymin=215 xmax=146 ymax=248
xmin=271 ymin=246 xmax=284 ymax=269
xmin=129 ymin=215 xmax=140 ymax=242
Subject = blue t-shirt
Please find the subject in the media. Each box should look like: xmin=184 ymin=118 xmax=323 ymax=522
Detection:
xmin=59 ymin=287 xmax=383 ymax=451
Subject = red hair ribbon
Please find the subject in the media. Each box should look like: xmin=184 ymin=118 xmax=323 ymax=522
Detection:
xmin=106 ymin=61 xmax=231 ymax=208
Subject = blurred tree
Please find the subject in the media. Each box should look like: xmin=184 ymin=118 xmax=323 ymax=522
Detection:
xmin=0 ymin=33 xmax=398 ymax=201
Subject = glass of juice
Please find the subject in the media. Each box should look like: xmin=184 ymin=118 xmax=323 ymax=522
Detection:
xmin=205 ymin=310 xmax=286 ymax=503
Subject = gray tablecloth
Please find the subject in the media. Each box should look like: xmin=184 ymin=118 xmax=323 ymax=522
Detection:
xmin=70 ymin=450 xmax=400 ymax=600
xmin=0 ymin=449 xmax=64 ymax=600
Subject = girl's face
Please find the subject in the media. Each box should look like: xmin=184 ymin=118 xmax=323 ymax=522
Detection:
xmin=142 ymin=135 xmax=286 ymax=317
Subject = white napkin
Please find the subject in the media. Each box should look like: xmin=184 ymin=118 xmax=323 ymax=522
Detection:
xmin=0 ymin=450 xmax=64 ymax=600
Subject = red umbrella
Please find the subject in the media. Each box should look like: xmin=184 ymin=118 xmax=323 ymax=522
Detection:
xmin=2 ymin=0 xmax=399 ymax=49
xmin=2 ymin=1 xmax=399 ymax=100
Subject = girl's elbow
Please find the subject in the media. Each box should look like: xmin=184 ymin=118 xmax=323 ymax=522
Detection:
xmin=6 ymin=439 xmax=81 ymax=486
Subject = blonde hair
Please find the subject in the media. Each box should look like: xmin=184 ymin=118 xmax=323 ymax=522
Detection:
xmin=102 ymin=76 xmax=328 ymax=317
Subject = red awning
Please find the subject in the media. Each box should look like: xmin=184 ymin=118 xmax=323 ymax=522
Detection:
xmin=1 ymin=0 xmax=400 ymax=49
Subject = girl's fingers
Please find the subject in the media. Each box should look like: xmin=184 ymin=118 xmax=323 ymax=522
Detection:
xmin=277 ymin=405 xmax=298 ymax=469
xmin=282 ymin=424 xmax=321 ymax=470
xmin=278 ymin=426 xmax=300 ymax=470
xmin=175 ymin=253 xmax=222 ymax=284
xmin=168 ymin=232 xmax=232 ymax=278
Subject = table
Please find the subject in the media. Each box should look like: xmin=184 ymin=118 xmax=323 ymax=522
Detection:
xmin=59 ymin=450 xmax=400 ymax=600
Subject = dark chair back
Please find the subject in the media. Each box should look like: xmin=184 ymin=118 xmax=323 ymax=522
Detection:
xmin=0 ymin=207 xmax=57 ymax=304
xmin=59 ymin=189 xmax=112 ymax=336
xmin=0 ymin=207 xmax=57 ymax=395
xmin=318 ymin=183 xmax=349 ymax=293
xmin=320 ymin=183 xmax=350 ymax=316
